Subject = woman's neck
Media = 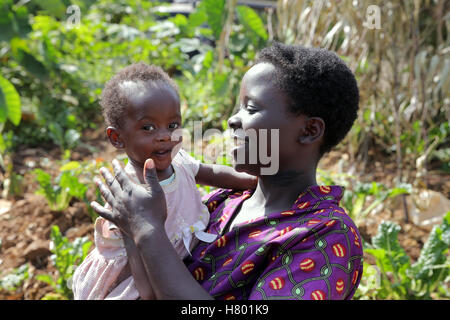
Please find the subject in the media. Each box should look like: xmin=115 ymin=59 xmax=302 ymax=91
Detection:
xmin=249 ymin=166 xmax=318 ymax=212
xmin=226 ymin=165 xmax=318 ymax=232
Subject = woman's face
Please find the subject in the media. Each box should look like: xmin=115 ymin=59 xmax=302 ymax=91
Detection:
xmin=228 ymin=63 xmax=309 ymax=176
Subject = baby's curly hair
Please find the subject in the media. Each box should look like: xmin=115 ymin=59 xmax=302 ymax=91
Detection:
xmin=100 ymin=62 xmax=179 ymax=128
xmin=256 ymin=42 xmax=359 ymax=156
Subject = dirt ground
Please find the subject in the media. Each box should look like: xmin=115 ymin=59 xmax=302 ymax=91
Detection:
xmin=0 ymin=128 xmax=449 ymax=299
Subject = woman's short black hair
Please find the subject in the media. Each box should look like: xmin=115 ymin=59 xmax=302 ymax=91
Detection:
xmin=256 ymin=42 xmax=359 ymax=156
xmin=100 ymin=62 xmax=179 ymax=128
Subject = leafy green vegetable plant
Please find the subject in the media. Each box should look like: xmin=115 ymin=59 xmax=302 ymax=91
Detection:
xmin=409 ymin=212 xmax=450 ymax=297
xmin=36 ymin=225 xmax=92 ymax=300
xmin=359 ymin=211 xmax=450 ymax=299
xmin=0 ymin=73 xmax=21 ymax=171
xmin=33 ymin=164 xmax=87 ymax=212
xmin=0 ymin=264 xmax=30 ymax=292
xmin=317 ymin=169 xmax=412 ymax=225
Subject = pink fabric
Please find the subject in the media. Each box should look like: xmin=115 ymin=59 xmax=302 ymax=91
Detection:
xmin=72 ymin=149 xmax=210 ymax=300
xmin=71 ymin=218 xmax=138 ymax=300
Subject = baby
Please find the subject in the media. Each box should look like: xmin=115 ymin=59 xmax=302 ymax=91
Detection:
xmin=72 ymin=62 xmax=256 ymax=299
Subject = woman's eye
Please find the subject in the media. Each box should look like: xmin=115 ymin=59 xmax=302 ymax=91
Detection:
xmin=239 ymin=103 xmax=257 ymax=113
xmin=168 ymin=123 xmax=180 ymax=129
xmin=143 ymin=124 xmax=156 ymax=131
xmin=245 ymin=104 xmax=258 ymax=113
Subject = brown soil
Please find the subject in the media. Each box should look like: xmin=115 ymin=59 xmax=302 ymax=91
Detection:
xmin=0 ymin=128 xmax=448 ymax=299
xmin=0 ymin=128 xmax=116 ymax=300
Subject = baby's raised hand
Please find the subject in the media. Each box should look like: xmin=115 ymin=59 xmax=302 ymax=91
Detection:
xmin=91 ymin=159 xmax=167 ymax=239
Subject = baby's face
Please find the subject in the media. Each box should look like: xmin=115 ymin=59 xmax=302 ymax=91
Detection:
xmin=119 ymin=82 xmax=182 ymax=172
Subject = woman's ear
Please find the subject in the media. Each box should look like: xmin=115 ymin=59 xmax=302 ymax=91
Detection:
xmin=298 ymin=117 xmax=325 ymax=144
xmin=106 ymin=126 xmax=125 ymax=149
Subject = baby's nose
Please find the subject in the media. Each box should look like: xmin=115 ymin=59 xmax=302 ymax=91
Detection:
xmin=156 ymin=129 xmax=171 ymax=141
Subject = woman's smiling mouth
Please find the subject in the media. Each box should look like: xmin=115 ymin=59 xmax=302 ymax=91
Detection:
xmin=232 ymin=134 xmax=247 ymax=152
xmin=231 ymin=131 xmax=251 ymax=160
xmin=232 ymin=129 xmax=248 ymax=147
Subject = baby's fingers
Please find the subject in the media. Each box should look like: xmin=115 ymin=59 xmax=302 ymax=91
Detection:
xmin=90 ymin=201 xmax=115 ymax=222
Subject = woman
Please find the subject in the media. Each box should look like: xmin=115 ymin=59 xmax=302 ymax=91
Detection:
xmin=91 ymin=43 xmax=363 ymax=300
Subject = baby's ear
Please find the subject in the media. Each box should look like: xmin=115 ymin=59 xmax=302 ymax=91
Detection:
xmin=106 ymin=126 xmax=125 ymax=149
xmin=298 ymin=117 xmax=325 ymax=144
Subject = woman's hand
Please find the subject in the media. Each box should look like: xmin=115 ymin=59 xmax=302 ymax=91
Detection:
xmin=90 ymin=158 xmax=167 ymax=239
xmin=91 ymin=159 xmax=212 ymax=300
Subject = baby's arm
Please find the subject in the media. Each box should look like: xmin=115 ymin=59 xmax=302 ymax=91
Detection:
xmin=195 ymin=163 xmax=257 ymax=190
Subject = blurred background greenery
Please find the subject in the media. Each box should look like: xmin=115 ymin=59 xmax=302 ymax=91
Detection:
xmin=0 ymin=0 xmax=448 ymax=300
xmin=1 ymin=0 xmax=448 ymax=182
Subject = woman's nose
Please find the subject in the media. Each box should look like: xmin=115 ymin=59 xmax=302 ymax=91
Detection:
xmin=228 ymin=111 xmax=242 ymax=130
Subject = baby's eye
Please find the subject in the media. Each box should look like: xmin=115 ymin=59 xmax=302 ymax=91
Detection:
xmin=168 ymin=122 xmax=180 ymax=129
xmin=143 ymin=124 xmax=156 ymax=131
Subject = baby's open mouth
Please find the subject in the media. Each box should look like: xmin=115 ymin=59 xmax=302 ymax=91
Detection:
xmin=152 ymin=149 xmax=172 ymax=158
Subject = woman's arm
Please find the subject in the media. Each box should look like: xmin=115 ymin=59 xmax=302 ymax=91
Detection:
xmin=195 ymin=163 xmax=257 ymax=190
xmin=101 ymin=203 xmax=154 ymax=299
xmin=133 ymin=227 xmax=212 ymax=299
xmin=122 ymin=234 xmax=156 ymax=300
xmin=91 ymin=159 xmax=213 ymax=300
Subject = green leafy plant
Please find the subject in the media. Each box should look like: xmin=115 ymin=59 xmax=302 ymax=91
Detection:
xmin=1 ymin=167 xmax=24 ymax=199
xmin=317 ymin=169 xmax=412 ymax=225
xmin=33 ymin=162 xmax=87 ymax=212
xmin=36 ymin=225 xmax=92 ymax=300
xmin=409 ymin=212 xmax=450 ymax=297
xmin=235 ymin=5 xmax=268 ymax=43
xmin=343 ymin=182 xmax=412 ymax=225
xmin=0 ymin=75 xmax=21 ymax=130
xmin=0 ymin=74 xmax=21 ymax=169
xmin=0 ymin=264 xmax=30 ymax=292
xmin=359 ymin=211 xmax=450 ymax=299
xmin=203 ymin=0 xmax=226 ymax=40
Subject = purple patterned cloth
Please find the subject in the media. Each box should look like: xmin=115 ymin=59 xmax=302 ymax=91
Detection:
xmin=184 ymin=185 xmax=364 ymax=300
